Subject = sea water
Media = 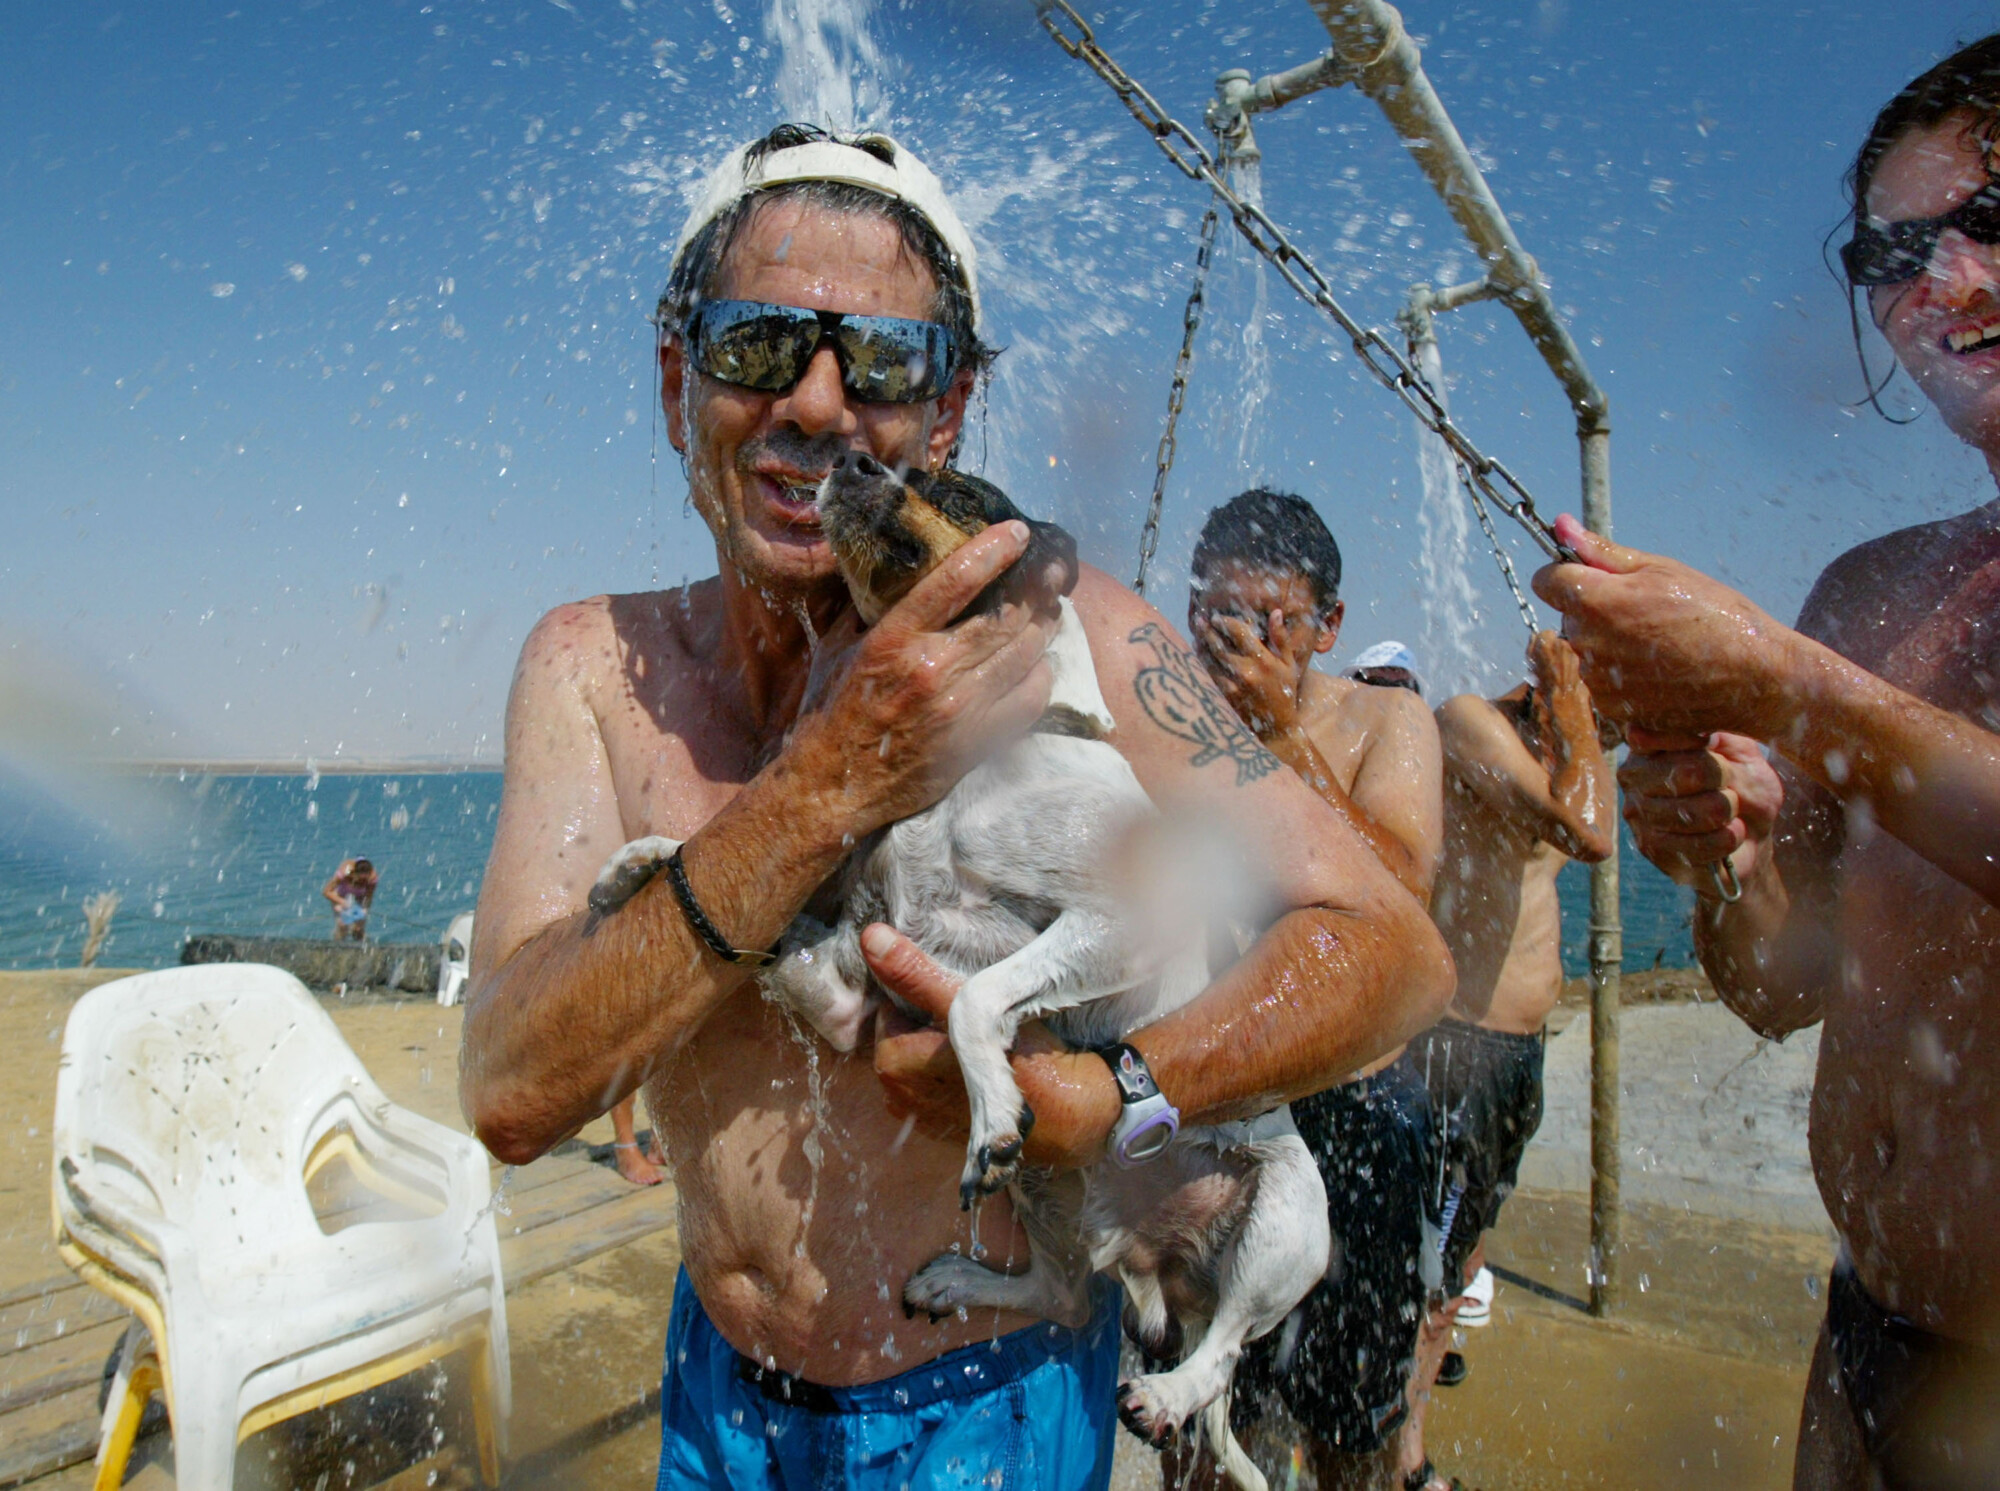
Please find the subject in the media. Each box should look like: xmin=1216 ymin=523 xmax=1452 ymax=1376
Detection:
xmin=0 ymin=768 xmax=499 ymax=970
xmin=0 ymin=766 xmax=1691 ymax=974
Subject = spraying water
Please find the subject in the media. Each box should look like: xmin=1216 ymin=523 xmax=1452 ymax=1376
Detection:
xmin=1218 ymin=157 xmax=1272 ymax=482
xmin=766 ymin=0 xmax=888 ymax=132
xmin=1411 ymin=336 xmax=1485 ymax=701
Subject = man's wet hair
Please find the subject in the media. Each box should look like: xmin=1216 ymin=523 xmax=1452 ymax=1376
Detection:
xmin=1848 ymin=32 xmax=2000 ymax=223
xmin=656 ymin=123 xmax=994 ymax=383
xmin=1190 ymin=489 xmax=1342 ymax=619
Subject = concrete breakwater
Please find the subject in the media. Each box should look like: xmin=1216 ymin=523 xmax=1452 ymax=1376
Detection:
xmin=179 ymin=934 xmax=441 ymax=994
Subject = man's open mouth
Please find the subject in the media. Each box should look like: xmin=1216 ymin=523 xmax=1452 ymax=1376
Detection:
xmin=1945 ymin=318 xmax=2000 ymax=354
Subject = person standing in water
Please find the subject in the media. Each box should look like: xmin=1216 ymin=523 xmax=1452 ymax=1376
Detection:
xmin=322 ymin=857 xmax=378 ymax=942
xmin=1396 ymin=629 xmax=1613 ymax=1479
xmin=1535 ymin=36 xmax=2000 ymax=1487
xmin=459 ymin=127 xmax=1452 ymax=1490
xmin=1184 ymin=489 xmax=1449 ymax=1491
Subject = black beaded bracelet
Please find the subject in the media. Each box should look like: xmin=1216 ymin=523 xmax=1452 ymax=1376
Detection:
xmin=665 ymin=846 xmax=777 ymax=969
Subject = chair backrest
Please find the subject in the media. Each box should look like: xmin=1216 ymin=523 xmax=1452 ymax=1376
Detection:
xmin=53 ymin=965 xmax=425 ymax=1281
xmin=437 ymin=912 xmax=474 ymax=1005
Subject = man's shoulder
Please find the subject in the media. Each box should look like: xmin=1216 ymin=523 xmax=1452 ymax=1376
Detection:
xmin=518 ymin=580 xmax=719 ymax=671
xmin=1434 ymin=690 xmax=1510 ymax=753
xmin=1800 ymin=507 xmax=1997 ymax=640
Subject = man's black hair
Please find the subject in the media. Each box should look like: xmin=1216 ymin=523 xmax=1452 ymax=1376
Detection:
xmin=656 ymin=123 xmax=994 ymax=383
xmin=1190 ymin=489 xmax=1342 ymax=618
xmin=1840 ymin=33 xmax=2000 ymax=420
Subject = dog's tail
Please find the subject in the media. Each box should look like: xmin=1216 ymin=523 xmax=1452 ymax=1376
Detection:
xmin=1200 ymin=1388 xmax=1269 ymax=1491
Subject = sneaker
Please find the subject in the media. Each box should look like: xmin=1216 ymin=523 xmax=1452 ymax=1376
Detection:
xmin=1436 ymin=1350 xmax=1468 ymax=1388
xmin=1457 ymin=1266 xmax=1495 ymax=1328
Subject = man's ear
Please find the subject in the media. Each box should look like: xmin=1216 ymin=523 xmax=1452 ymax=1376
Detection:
xmin=661 ymin=336 xmax=688 ymax=454
xmin=1315 ymin=599 xmax=1345 ymax=654
xmin=924 ymin=366 xmax=975 ymax=470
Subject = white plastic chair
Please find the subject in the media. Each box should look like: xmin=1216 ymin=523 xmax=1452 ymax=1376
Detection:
xmin=437 ymin=911 xmax=475 ymax=1008
xmin=53 ymin=964 xmax=509 ymax=1490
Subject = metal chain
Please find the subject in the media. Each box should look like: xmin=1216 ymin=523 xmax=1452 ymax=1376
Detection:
xmin=1464 ymin=474 xmax=1540 ymax=638
xmin=1135 ymin=203 xmax=1221 ymax=595
xmin=1036 ymin=0 xmax=1578 ymax=566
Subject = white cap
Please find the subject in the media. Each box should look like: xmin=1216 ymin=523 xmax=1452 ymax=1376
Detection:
xmin=672 ymin=129 xmax=980 ymax=330
xmin=1342 ymin=640 xmax=1424 ymax=695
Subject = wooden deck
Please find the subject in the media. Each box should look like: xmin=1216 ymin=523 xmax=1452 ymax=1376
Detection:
xmin=0 ymin=1145 xmax=676 ymax=1488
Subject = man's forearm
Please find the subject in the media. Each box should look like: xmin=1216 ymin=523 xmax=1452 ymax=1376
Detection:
xmin=1769 ymin=642 xmax=2000 ymax=906
xmin=1129 ymin=897 xmax=1453 ymax=1126
xmin=461 ymin=749 xmax=866 ymax=1162
xmin=1265 ymin=725 xmax=1430 ymax=902
xmin=1544 ymin=690 xmax=1616 ymax=856
xmin=1691 ymin=856 xmax=1830 ymax=1038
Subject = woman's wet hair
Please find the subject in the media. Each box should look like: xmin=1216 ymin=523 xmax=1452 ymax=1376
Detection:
xmin=656 ymin=123 xmax=993 ymax=382
xmin=1847 ymin=33 xmax=2000 ymax=224
xmin=1190 ymin=489 xmax=1343 ymax=619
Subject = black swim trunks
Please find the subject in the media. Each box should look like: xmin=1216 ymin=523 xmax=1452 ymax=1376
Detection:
xmin=1826 ymin=1258 xmax=2000 ymax=1488
xmin=1234 ymin=1062 xmax=1439 ymax=1455
xmin=1406 ymin=1017 xmax=1545 ymax=1293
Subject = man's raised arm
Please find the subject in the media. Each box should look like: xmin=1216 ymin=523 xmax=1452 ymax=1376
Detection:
xmin=460 ymin=525 xmax=1057 ymax=1163
xmin=1436 ymin=632 xmax=1614 ymax=865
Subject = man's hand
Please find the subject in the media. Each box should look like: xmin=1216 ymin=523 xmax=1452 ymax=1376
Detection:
xmin=794 ymin=523 xmax=1065 ymax=836
xmin=1190 ymin=609 xmax=1307 ymax=738
xmin=1620 ymin=728 xmax=1784 ymax=893
xmin=1532 ymin=514 xmax=1803 ymax=740
xmin=863 ymin=924 xmax=1120 ymax=1171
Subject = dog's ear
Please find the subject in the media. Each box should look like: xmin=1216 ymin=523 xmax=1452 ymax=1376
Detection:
xmin=966 ymin=515 xmax=1078 ymax=619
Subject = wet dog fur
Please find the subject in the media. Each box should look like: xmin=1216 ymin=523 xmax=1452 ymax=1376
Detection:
xmin=589 ymin=451 xmax=1328 ymax=1487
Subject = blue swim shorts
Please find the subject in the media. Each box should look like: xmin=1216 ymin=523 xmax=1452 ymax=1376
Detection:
xmin=656 ymin=1266 xmax=1123 ymax=1491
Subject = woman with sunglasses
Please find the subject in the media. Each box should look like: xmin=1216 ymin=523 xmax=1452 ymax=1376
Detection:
xmin=1534 ymin=36 xmax=2000 ymax=1490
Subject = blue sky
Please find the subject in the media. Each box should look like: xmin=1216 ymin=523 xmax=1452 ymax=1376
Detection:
xmin=5 ymin=0 xmax=1999 ymax=761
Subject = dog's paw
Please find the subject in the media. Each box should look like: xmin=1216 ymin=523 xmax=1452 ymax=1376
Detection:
xmin=587 ymin=836 xmax=681 ymax=915
xmin=1116 ymin=1372 xmax=1209 ymax=1448
xmin=957 ymin=1103 xmax=1035 ymax=1210
xmin=901 ymin=1253 xmax=1005 ymax=1323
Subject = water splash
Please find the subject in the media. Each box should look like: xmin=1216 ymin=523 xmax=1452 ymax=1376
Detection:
xmin=765 ymin=0 xmax=888 ymax=133
xmin=774 ymin=1007 xmax=829 ymax=1258
xmin=1224 ymin=158 xmax=1271 ymax=481
xmin=1411 ymin=337 xmax=1484 ymax=700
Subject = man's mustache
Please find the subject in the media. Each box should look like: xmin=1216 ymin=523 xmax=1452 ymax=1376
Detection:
xmin=737 ymin=429 xmax=858 ymax=479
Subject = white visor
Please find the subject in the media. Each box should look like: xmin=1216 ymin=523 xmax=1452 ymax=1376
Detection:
xmin=670 ymin=129 xmax=980 ymax=331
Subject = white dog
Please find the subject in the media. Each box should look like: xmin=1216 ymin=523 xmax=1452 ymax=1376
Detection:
xmin=589 ymin=453 xmax=1329 ymax=1488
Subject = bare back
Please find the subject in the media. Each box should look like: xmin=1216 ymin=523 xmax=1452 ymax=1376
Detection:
xmin=1433 ymin=756 xmax=1568 ymax=1034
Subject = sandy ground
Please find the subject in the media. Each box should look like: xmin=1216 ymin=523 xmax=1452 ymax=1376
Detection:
xmin=4 ymin=966 xmax=1836 ymax=1489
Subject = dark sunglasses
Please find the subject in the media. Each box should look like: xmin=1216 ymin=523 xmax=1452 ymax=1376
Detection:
xmin=1841 ymin=179 xmax=2000 ymax=287
xmin=683 ymin=298 xmax=960 ymax=404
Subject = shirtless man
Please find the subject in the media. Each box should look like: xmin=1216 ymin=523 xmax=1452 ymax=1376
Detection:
xmin=1534 ymin=37 xmax=2000 ymax=1488
xmin=1396 ymin=630 xmax=1614 ymax=1480
xmin=1184 ymin=489 xmax=1446 ymax=1491
xmin=457 ymin=127 xmax=1451 ymax=1489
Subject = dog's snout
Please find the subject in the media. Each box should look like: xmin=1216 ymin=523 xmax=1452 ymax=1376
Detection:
xmin=835 ymin=450 xmax=891 ymax=481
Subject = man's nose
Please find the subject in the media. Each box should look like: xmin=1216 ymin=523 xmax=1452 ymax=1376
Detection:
xmin=1925 ymin=227 xmax=2000 ymax=306
xmin=770 ymin=342 xmax=856 ymax=436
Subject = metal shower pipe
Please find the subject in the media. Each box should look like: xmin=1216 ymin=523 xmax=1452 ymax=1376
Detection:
xmin=1212 ymin=0 xmax=1626 ymax=1316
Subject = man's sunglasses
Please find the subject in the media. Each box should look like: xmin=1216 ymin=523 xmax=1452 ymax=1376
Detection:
xmin=683 ymin=298 xmax=960 ymax=404
xmin=1841 ymin=179 xmax=2000 ymax=287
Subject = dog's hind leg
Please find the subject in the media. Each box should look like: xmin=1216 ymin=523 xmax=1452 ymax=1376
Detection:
xmin=947 ymin=907 xmax=1130 ymax=1205
xmin=1116 ymin=1135 xmax=1329 ymax=1463
xmin=905 ymin=1170 xmax=1095 ymax=1328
